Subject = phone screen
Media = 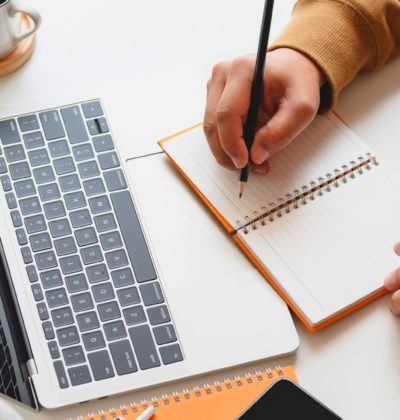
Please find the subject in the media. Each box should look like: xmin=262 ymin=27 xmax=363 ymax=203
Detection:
xmin=238 ymin=379 xmax=342 ymax=420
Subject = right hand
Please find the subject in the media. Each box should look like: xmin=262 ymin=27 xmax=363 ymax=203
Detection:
xmin=203 ymin=48 xmax=326 ymax=175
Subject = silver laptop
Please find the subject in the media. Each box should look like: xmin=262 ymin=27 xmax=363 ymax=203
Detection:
xmin=0 ymin=99 xmax=298 ymax=409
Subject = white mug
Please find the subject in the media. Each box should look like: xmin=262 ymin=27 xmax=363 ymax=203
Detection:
xmin=0 ymin=0 xmax=41 ymax=59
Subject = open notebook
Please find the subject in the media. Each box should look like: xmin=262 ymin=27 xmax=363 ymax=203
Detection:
xmin=159 ymin=114 xmax=400 ymax=332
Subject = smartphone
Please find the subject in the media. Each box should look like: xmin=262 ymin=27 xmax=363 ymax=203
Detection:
xmin=238 ymin=379 xmax=342 ymax=420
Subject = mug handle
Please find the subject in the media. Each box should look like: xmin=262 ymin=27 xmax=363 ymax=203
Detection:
xmin=8 ymin=2 xmax=42 ymax=44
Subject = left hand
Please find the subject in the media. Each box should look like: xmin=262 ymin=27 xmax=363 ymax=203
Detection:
xmin=384 ymin=242 xmax=400 ymax=315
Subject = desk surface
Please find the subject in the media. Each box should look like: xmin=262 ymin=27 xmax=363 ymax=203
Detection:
xmin=1 ymin=1 xmax=400 ymax=419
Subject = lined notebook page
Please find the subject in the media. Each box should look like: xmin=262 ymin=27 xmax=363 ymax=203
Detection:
xmin=239 ymin=166 xmax=400 ymax=325
xmin=163 ymin=114 xmax=372 ymax=230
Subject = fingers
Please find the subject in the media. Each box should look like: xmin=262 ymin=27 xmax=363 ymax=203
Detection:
xmin=389 ymin=290 xmax=400 ymax=316
xmin=384 ymin=242 xmax=400 ymax=316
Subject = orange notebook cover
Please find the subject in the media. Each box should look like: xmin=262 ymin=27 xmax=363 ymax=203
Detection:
xmin=158 ymin=116 xmax=396 ymax=332
xmin=81 ymin=365 xmax=296 ymax=420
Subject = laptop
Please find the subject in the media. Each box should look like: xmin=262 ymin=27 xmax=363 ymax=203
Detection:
xmin=0 ymin=98 xmax=298 ymax=409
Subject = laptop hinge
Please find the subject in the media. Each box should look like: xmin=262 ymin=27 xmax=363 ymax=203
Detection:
xmin=26 ymin=359 xmax=38 ymax=377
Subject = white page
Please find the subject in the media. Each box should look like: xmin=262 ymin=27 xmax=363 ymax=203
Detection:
xmin=239 ymin=166 xmax=400 ymax=325
xmin=163 ymin=114 xmax=373 ymax=229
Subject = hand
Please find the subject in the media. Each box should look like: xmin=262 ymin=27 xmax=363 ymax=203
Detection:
xmin=384 ymin=242 xmax=400 ymax=315
xmin=203 ymin=48 xmax=326 ymax=174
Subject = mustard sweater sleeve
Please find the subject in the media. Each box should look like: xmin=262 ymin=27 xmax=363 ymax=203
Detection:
xmin=269 ymin=0 xmax=400 ymax=110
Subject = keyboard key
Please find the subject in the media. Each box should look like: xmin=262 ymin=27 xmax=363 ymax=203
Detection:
xmin=48 ymin=341 xmax=60 ymax=359
xmin=60 ymin=106 xmax=88 ymax=144
xmin=72 ymin=143 xmax=94 ymax=162
xmin=54 ymin=157 xmax=76 ymax=175
xmin=83 ymin=178 xmax=105 ymax=196
xmin=105 ymin=249 xmax=128 ymax=269
xmin=69 ymin=209 xmax=92 ymax=228
xmin=16 ymin=227 xmax=28 ymax=245
xmin=104 ymin=169 xmax=127 ymax=191
xmin=104 ymin=321 xmax=126 ymax=341
xmin=57 ymin=326 xmax=79 ymax=347
xmin=64 ymin=191 xmax=86 ymax=210
xmin=15 ymin=179 xmax=36 ymax=197
xmin=86 ymin=264 xmax=108 ymax=284
xmin=9 ymin=162 xmax=31 ymax=180
xmin=46 ymin=288 xmax=69 ymax=308
xmin=51 ymin=306 xmax=74 ymax=327
xmin=37 ymin=302 xmax=49 ymax=320
xmin=31 ymin=283 xmax=44 ymax=301
xmin=59 ymin=174 xmax=81 ymax=192
xmin=147 ymin=305 xmax=170 ymax=325
xmin=59 ymin=255 xmax=82 ymax=274
xmin=17 ymin=114 xmax=39 ymax=132
xmin=49 ymin=218 xmax=72 ymax=238
xmin=35 ymin=251 xmax=57 ymax=270
xmin=75 ymin=227 xmax=97 ymax=246
xmin=33 ymin=166 xmax=55 ymax=184
xmin=26 ymin=265 xmax=38 ymax=282
xmin=0 ymin=119 xmax=20 ymax=145
xmin=39 ymin=110 xmax=65 ymax=140
xmin=94 ymin=213 xmax=117 ymax=232
xmin=89 ymin=195 xmax=111 ymax=214
xmin=82 ymin=101 xmax=103 ymax=118
xmin=159 ymin=344 xmax=183 ymax=365
xmin=21 ymin=246 xmax=33 ymax=263
xmin=40 ymin=269 xmax=62 ymax=289
xmin=111 ymin=191 xmax=157 ymax=282
xmin=82 ymin=331 xmax=105 ymax=351
xmin=25 ymin=214 xmax=46 ymax=233
xmin=93 ymin=134 xmax=113 ymax=152
xmin=68 ymin=365 xmax=91 ymax=386
xmin=44 ymin=200 xmax=66 ymax=219
xmin=153 ymin=324 xmax=177 ymax=345
xmin=87 ymin=119 xmax=99 ymax=135
xmin=1 ymin=174 xmax=12 ymax=191
xmin=23 ymin=131 xmax=44 ymax=149
xmin=42 ymin=321 xmax=55 ymax=340
xmin=54 ymin=236 xmax=77 ymax=256
xmin=129 ymin=325 xmax=160 ymax=370
xmin=30 ymin=232 xmax=52 ymax=252
xmin=98 ymin=151 xmax=120 ymax=170
xmin=123 ymin=306 xmax=146 ymax=326
xmin=0 ymin=157 xmax=7 ymax=173
xmin=4 ymin=144 xmax=25 ymax=162
xmin=20 ymin=196 xmax=41 ymax=215
xmin=100 ymin=231 xmax=122 ymax=251
xmin=27 ymin=148 xmax=50 ymax=167
xmin=11 ymin=209 xmax=23 ymax=227
xmin=80 ymin=245 xmax=103 ymax=265
xmin=117 ymin=287 xmax=140 ymax=307
xmin=5 ymin=192 xmax=17 ymax=209
xmin=63 ymin=345 xmax=85 ymax=366
xmin=109 ymin=340 xmax=137 ymax=375
xmin=65 ymin=273 xmax=88 ymax=293
xmin=49 ymin=139 xmax=70 ymax=158
xmin=98 ymin=301 xmax=120 ymax=322
xmin=96 ymin=117 xmax=109 ymax=134
xmin=76 ymin=311 xmax=99 ymax=332
xmin=78 ymin=160 xmax=99 ymax=179
xmin=54 ymin=361 xmax=69 ymax=388
xmin=71 ymin=292 xmax=93 ymax=312
xmin=140 ymin=282 xmax=164 ymax=306
xmin=88 ymin=350 xmax=114 ymax=381
xmin=111 ymin=268 xmax=134 ymax=288
xmin=38 ymin=183 xmax=61 ymax=201
xmin=92 ymin=282 xmax=114 ymax=302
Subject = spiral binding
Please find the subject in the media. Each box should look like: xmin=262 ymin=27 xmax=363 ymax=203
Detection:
xmin=237 ymin=153 xmax=378 ymax=234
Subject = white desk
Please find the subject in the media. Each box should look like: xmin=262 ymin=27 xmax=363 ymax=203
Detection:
xmin=1 ymin=1 xmax=400 ymax=418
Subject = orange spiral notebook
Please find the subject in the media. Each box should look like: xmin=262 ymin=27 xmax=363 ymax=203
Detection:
xmin=158 ymin=114 xmax=400 ymax=332
xmin=80 ymin=365 xmax=296 ymax=420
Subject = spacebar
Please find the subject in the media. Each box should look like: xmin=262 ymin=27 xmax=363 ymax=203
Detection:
xmin=110 ymin=190 xmax=157 ymax=282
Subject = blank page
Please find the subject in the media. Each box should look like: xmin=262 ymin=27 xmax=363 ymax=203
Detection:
xmin=239 ymin=165 xmax=400 ymax=325
xmin=163 ymin=114 xmax=373 ymax=229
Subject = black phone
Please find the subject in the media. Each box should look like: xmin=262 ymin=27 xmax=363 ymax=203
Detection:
xmin=238 ymin=379 xmax=342 ymax=420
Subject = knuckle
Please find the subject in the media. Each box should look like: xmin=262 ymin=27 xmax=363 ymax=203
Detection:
xmin=203 ymin=119 xmax=216 ymax=137
xmin=231 ymin=57 xmax=249 ymax=72
xmin=215 ymin=105 xmax=233 ymax=123
xmin=211 ymin=61 xmax=227 ymax=78
xmin=293 ymin=97 xmax=317 ymax=118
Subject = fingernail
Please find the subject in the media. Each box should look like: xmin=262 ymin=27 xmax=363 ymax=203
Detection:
xmin=252 ymin=166 xmax=267 ymax=175
xmin=384 ymin=272 xmax=396 ymax=290
xmin=231 ymin=156 xmax=244 ymax=169
xmin=253 ymin=148 xmax=270 ymax=165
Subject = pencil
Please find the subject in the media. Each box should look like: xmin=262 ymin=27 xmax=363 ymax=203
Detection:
xmin=239 ymin=0 xmax=275 ymax=198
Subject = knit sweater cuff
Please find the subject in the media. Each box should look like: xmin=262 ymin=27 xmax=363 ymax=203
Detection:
xmin=269 ymin=0 xmax=376 ymax=111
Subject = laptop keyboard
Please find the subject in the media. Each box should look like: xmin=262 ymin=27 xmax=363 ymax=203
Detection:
xmin=0 ymin=321 xmax=20 ymax=400
xmin=0 ymin=100 xmax=183 ymax=389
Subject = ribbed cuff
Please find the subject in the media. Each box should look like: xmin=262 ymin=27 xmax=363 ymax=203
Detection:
xmin=269 ymin=0 xmax=376 ymax=111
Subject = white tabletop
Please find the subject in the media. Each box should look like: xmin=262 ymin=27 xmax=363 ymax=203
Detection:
xmin=1 ymin=1 xmax=400 ymax=419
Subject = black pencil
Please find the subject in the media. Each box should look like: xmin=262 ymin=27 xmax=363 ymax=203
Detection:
xmin=239 ymin=0 xmax=275 ymax=198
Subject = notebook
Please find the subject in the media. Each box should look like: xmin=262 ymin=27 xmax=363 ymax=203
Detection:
xmin=159 ymin=114 xmax=400 ymax=331
xmin=80 ymin=365 xmax=296 ymax=420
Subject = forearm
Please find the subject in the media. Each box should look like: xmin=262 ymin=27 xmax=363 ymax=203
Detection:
xmin=269 ymin=0 xmax=400 ymax=111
